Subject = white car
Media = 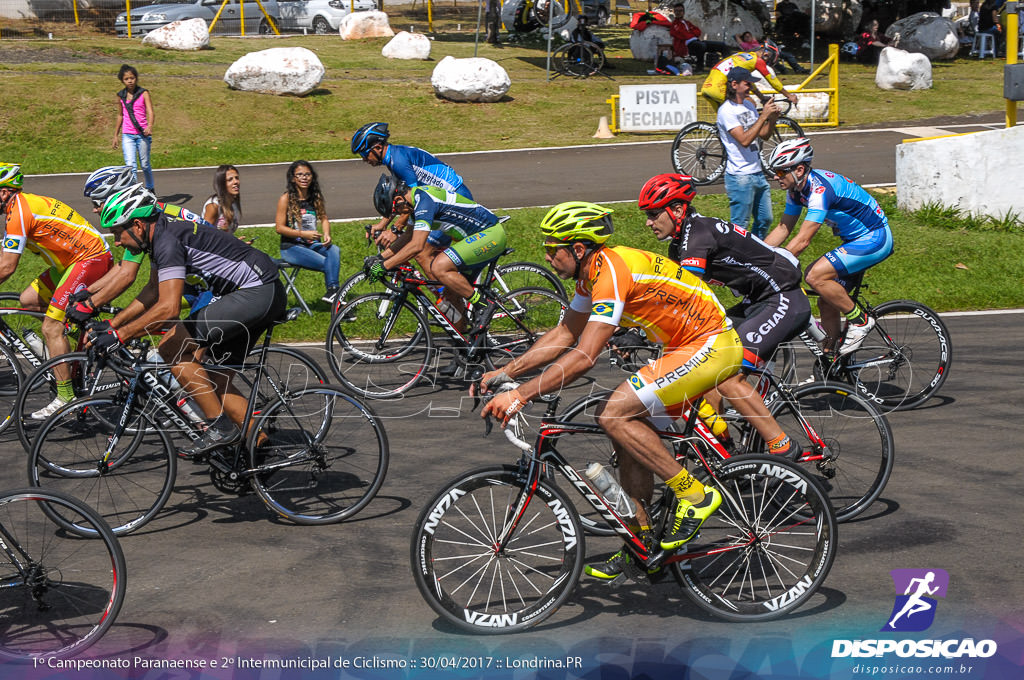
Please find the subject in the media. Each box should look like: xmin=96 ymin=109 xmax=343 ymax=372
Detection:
xmin=115 ymin=0 xmax=281 ymax=37
xmin=277 ymin=0 xmax=375 ymax=34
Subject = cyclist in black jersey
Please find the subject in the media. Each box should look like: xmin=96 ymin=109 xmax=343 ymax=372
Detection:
xmin=638 ymin=173 xmax=811 ymax=455
xmin=92 ymin=185 xmax=286 ymax=458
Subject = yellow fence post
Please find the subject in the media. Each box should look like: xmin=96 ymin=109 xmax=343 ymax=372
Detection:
xmin=606 ymin=95 xmax=620 ymax=132
xmin=1007 ymin=1 xmax=1019 ymax=128
xmin=428 ymin=0 xmax=433 ymax=32
xmin=126 ymin=0 xmax=133 ymax=37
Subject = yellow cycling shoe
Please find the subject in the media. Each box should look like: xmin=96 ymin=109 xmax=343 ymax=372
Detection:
xmin=660 ymin=485 xmax=722 ymax=550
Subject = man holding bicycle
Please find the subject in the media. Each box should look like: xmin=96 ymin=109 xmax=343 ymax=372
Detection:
xmin=93 ymin=185 xmax=286 ymax=458
xmin=638 ymin=173 xmax=810 ymax=456
xmin=763 ymin=138 xmax=893 ymax=355
xmin=0 ymin=162 xmax=114 ymax=419
xmin=700 ymin=41 xmax=798 ymax=108
xmin=478 ymin=202 xmax=743 ymax=582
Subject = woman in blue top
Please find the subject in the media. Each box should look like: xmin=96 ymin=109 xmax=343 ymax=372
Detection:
xmin=274 ymin=161 xmax=341 ymax=303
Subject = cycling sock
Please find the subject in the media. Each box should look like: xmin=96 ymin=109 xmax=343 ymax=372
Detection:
xmin=468 ymin=290 xmax=482 ymax=305
xmin=666 ymin=469 xmax=705 ymax=504
xmin=845 ymin=305 xmax=869 ymax=326
xmin=56 ymin=380 xmax=74 ymax=402
xmin=768 ymin=432 xmax=792 ymax=453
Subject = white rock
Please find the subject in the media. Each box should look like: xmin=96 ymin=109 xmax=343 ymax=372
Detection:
xmin=630 ymin=25 xmax=672 ymax=62
xmin=875 ymin=46 xmax=932 ymax=91
xmin=338 ymin=10 xmax=394 ymax=40
xmin=431 ymin=56 xmax=510 ymax=103
xmin=382 ymin=31 xmax=431 ymax=60
xmin=789 ymin=91 xmax=830 ymax=121
xmin=141 ymin=18 xmax=210 ymax=51
xmin=224 ymin=47 xmax=325 ymax=96
xmin=885 ymin=12 xmax=960 ymax=60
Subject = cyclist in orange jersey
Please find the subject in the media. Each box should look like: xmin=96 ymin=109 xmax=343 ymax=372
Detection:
xmin=0 ymin=162 xmax=114 ymax=418
xmin=478 ymin=202 xmax=744 ymax=583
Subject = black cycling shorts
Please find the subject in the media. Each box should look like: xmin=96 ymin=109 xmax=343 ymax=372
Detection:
xmin=184 ymin=280 xmax=287 ymax=366
xmin=728 ymin=288 xmax=811 ymax=370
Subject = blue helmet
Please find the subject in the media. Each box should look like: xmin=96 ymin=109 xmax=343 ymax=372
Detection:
xmin=351 ymin=122 xmax=390 ymax=157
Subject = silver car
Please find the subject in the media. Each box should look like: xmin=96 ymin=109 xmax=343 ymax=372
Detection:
xmin=115 ymin=0 xmax=281 ymax=36
xmin=276 ymin=0 xmax=375 ymax=34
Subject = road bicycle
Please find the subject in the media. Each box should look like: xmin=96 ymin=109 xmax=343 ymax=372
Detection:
xmin=552 ymin=40 xmax=607 ymax=78
xmin=0 ymin=487 xmax=126 ymax=661
xmin=26 ymin=309 xmax=389 ymax=536
xmin=669 ymin=96 xmax=804 ymax=185
xmin=410 ymin=388 xmax=837 ymax=633
xmin=774 ymin=282 xmax=952 ymax=411
xmin=326 ymin=260 xmax=568 ymax=399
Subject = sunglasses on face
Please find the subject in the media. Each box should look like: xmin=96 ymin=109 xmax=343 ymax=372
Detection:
xmin=544 ymin=243 xmax=570 ymax=258
xmin=644 ymin=209 xmax=664 ymax=221
xmin=773 ymin=169 xmax=792 ymax=179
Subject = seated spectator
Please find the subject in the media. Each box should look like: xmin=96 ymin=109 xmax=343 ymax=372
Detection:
xmin=977 ymin=0 xmax=1004 ymax=56
xmin=274 ymin=161 xmax=341 ymax=304
xmin=668 ymin=2 xmax=731 ymax=72
xmin=857 ymin=18 xmax=891 ymax=64
xmin=570 ymin=14 xmax=605 ymax=49
xmin=203 ymin=164 xmax=246 ymax=238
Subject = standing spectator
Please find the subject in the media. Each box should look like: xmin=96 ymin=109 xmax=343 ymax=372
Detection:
xmin=857 ymin=19 xmax=892 ymax=64
xmin=113 ymin=65 xmax=155 ymax=192
xmin=716 ymin=67 xmax=780 ymax=238
xmin=274 ymin=161 xmax=341 ymax=304
xmin=203 ymin=164 xmax=243 ymax=236
xmin=668 ymin=2 xmax=731 ymax=72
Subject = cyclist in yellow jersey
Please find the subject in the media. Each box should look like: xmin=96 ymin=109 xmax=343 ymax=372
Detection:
xmin=700 ymin=41 xmax=799 ymax=107
xmin=0 ymin=162 xmax=114 ymax=418
xmin=478 ymin=202 xmax=744 ymax=583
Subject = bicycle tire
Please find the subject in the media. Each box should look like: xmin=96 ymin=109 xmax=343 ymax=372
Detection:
xmin=491 ymin=261 xmax=567 ymax=301
xmin=410 ymin=465 xmax=584 ymax=633
xmin=249 ymin=386 xmax=389 ymax=524
xmin=848 ymin=300 xmax=952 ymax=411
xmin=240 ymin=345 xmax=327 ymax=411
xmin=0 ymin=295 xmax=47 ymax=372
xmin=14 ymin=351 xmax=128 ymax=454
xmin=0 ymin=487 xmax=126 ymax=661
xmin=0 ymin=342 xmax=22 ymax=435
xmin=28 ymin=397 xmax=176 ymax=537
xmin=484 ymin=287 xmax=567 ymax=362
xmin=751 ymin=381 xmax=895 ymax=522
xmin=670 ymin=121 xmax=726 ymax=185
xmin=759 ymin=116 xmax=804 ymax=176
xmin=326 ymin=292 xmax=433 ymax=399
xmin=672 ymin=454 xmax=837 ymax=621
xmin=553 ymin=41 xmax=604 ymax=77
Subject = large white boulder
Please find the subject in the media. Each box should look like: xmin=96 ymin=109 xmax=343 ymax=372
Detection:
xmin=885 ymin=12 xmax=959 ymax=60
xmin=224 ymin=47 xmax=325 ymax=96
xmin=338 ymin=10 xmax=394 ymax=40
xmin=431 ymin=56 xmax=510 ymax=103
xmin=630 ymin=24 xmax=672 ymax=62
xmin=382 ymin=31 xmax=431 ymax=60
xmin=875 ymin=46 xmax=932 ymax=91
xmin=141 ymin=18 xmax=209 ymax=51
xmin=789 ymin=91 xmax=830 ymax=121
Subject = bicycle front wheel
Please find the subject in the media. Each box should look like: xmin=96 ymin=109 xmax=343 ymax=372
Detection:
xmin=0 ymin=488 xmax=126 ymax=661
xmin=485 ymin=287 xmax=567 ymax=361
xmin=411 ymin=466 xmax=584 ymax=634
xmin=673 ymin=454 xmax=837 ymax=621
xmin=249 ymin=387 xmax=389 ymax=524
xmin=326 ymin=292 xmax=432 ymax=399
xmin=491 ymin=261 xmax=567 ymax=301
xmin=759 ymin=116 xmax=805 ymax=175
xmin=761 ymin=381 xmax=895 ymax=522
xmin=28 ymin=398 xmax=176 ymax=537
xmin=671 ymin=122 xmax=726 ymax=185
xmin=848 ymin=300 xmax=952 ymax=411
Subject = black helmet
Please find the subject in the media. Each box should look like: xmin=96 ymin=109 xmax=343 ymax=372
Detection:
xmin=373 ymin=173 xmax=407 ymax=218
xmin=352 ymin=122 xmax=390 ymax=157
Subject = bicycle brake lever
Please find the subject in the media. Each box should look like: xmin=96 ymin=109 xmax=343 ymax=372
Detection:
xmin=483 ymin=413 xmax=494 ymax=438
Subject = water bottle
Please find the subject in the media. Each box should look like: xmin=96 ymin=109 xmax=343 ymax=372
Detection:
xmin=436 ymin=299 xmax=464 ymax=325
xmin=147 ymin=350 xmax=205 ymax=425
xmin=23 ymin=329 xmax=48 ymax=359
xmin=806 ymin=318 xmax=827 ymax=342
xmin=584 ymin=462 xmax=636 ymax=519
xmin=696 ymin=399 xmax=729 ymax=438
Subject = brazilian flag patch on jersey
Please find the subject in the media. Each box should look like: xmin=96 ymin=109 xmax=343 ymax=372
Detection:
xmin=629 ymin=374 xmax=645 ymax=391
xmin=3 ymin=237 xmax=21 ymax=250
xmin=591 ymin=302 xmax=615 ymax=318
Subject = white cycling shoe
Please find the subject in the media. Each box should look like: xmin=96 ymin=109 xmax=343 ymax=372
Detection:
xmin=31 ymin=395 xmax=71 ymax=420
xmin=839 ymin=316 xmax=876 ymax=356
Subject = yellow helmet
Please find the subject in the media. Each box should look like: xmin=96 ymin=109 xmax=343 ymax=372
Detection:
xmin=0 ymin=162 xmax=24 ymax=190
xmin=539 ymin=201 xmax=614 ymax=244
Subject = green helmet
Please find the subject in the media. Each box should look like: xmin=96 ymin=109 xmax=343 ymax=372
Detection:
xmin=0 ymin=163 xmax=23 ymax=190
xmin=539 ymin=201 xmax=614 ymax=244
xmin=100 ymin=183 xmax=159 ymax=230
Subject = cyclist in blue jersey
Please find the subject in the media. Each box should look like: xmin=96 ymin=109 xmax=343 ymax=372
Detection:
xmin=351 ymin=122 xmax=473 ymax=247
xmin=763 ymin=138 xmax=893 ymax=355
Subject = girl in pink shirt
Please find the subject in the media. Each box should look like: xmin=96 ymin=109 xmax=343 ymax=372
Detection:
xmin=113 ymin=64 xmax=155 ymax=191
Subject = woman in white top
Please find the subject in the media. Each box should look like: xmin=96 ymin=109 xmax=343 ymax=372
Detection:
xmin=203 ymin=164 xmax=242 ymax=234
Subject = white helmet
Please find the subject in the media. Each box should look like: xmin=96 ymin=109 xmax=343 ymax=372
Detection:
xmin=767 ymin=137 xmax=814 ymax=172
xmin=84 ymin=166 xmax=138 ymax=203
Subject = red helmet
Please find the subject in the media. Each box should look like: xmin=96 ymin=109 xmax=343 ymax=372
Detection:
xmin=637 ymin=173 xmax=697 ymax=211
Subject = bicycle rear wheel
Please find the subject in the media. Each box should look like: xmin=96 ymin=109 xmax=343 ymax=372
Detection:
xmin=759 ymin=116 xmax=804 ymax=176
xmin=491 ymin=261 xmax=567 ymax=301
xmin=241 ymin=345 xmax=327 ymax=411
xmin=670 ymin=122 xmax=726 ymax=185
xmin=485 ymin=287 xmax=567 ymax=360
xmin=410 ymin=466 xmax=584 ymax=633
xmin=326 ymin=292 xmax=432 ymax=399
xmin=553 ymin=41 xmax=604 ymax=77
xmin=759 ymin=381 xmax=895 ymax=522
xmin=0 ymin=295 xmax=47 ymax=373
xmin=0 ymin=488 xmax=126 ymax=661
xmin=0 ymin=343 xmax=21 ymax=435
xmin=672 ymin=454 xmax=837 ymax=621
xmin=848 ymin=300 xmax=952 ymax=411
xmin=249 ymin=386 xmax=389 ymax=524
xmin=28 ymin=398 xmax=176 ymax=537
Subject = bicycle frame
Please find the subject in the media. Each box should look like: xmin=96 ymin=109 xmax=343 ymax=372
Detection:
xmin=0 ymin=315 xmax=45 ymax=371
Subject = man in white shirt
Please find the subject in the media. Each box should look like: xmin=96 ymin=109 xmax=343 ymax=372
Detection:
xmin=716 ymin=66 xmax=780 ymax=237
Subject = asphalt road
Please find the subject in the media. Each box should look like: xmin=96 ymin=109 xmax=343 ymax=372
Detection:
xmin=23 ymin=113 xmax=1009 ymax=225
xmin=1 ymin=311 xmax=1021 ymax=679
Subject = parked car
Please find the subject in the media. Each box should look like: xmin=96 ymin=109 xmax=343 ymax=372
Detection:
xmin=276 ymin=0 xmax=375 ymax=34
xmin=114 ymin=0 xmax=281 ymax=36
xmin=30 ymin=0 xmax=156 ymax=21
xmin=581 ymin=0 xmax=610 ymax=26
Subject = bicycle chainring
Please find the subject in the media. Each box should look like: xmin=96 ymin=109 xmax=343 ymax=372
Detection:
xmin=209 ymin=463 xmax=250 ymax=495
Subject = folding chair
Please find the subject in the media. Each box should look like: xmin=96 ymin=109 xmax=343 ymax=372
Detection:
xmin=275 ymin=259 xmax=313 ymax=317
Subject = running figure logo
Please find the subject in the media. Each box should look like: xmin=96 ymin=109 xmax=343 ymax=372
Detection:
xmin=882 ymin=568 xmax=949 ymax=632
